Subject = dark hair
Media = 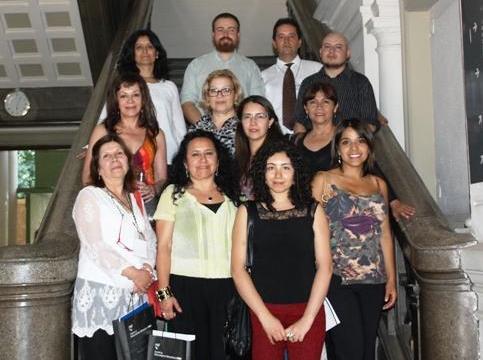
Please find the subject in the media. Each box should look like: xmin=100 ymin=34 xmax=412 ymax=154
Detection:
xmin=117 ymin=29 xmax=168 ymax=80
xmin=104 ymin=73 xmax=159 ymax=137
xmin=90 ymin=134 xmax=136 ymax=192
xmin=330 ymin=118 xmax=375 ymax=175
xmin=212 ymin=12 xmax=240 ymax=31
xmin=250 ymin=140 xmax=311 ymax=211
xmin=169 ymin=130 xmax=240 ymax=205
xmin=302 ymin=81 xmax=338 ymax=106
xmin=235 ymin=95 xmax=284 ymax=180
xmin=272 ymin=17 xmax=301 ymax=40
xmin=302 ymin=82 xmax=339 ymax=126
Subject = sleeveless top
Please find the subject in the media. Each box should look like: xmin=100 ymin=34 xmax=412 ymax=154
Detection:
xmin=325 ymin=184 xmax=387 ymax=285
xmin=294 ymin=133 xmax=332 ymax=176
xmin=250 ymin=201 xmax=317 ymax=304
xmin=132 ymin=135 xmax=156 ymax=186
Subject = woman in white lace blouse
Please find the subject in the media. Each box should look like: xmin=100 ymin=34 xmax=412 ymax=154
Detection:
xmin=72 ymin=134 xmax=157 ymax=360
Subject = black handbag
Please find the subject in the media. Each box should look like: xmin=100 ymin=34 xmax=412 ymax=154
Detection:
xmin=113 ymin=300 xmax=157 ymax=360
xmin=225 ymin=201 xmax=256 ymax=358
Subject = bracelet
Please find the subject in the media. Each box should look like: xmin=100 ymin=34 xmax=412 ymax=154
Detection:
xmin=156 ymin=286 xmax=174 ymax=302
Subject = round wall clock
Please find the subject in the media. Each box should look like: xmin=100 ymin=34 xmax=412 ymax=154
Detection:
xmin=4 ymin=89 xmax=30 ymax=117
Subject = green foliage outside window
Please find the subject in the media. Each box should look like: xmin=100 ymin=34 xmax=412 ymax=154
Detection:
xmin=17 ymin=150 xmax=36 ymax=192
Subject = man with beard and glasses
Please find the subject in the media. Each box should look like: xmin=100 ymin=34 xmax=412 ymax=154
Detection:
xmin=262 ymin=18 xmax=322 ymax=135
xmin=181 ymin=12 xmax=265 ymax=125
xmin=293 ymin=32 xmax=380 ymax=133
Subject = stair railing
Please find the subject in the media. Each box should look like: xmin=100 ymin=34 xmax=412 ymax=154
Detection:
xmin=287 ymin=1 xmax=479 ymax=359
xmin=0 ymin=1 xmax=153 ymax=359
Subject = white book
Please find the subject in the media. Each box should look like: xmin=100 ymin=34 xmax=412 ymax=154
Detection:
xmin=151 ymin=330 xmax=196 ymax=342
xmin=324 ymin=298 xmax=341 ymax=331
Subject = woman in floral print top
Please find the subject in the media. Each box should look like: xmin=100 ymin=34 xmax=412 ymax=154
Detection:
xmin=311 ymin=118 xmax=397 ymax=360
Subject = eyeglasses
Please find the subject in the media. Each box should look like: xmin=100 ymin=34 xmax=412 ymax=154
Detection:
xmin=241 ymin=112 xmax=269 ymax=122
xmin=208 ymin=87 xmax=233 ymax=97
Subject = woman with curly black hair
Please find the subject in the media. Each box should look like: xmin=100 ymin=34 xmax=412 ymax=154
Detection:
xmin=100 ymin=29 xmax=186 ymax=166
xmin=153 ymin=130 xmax=239 ymax=360
xmin=232 ymin=141 xmax=332 ymax=360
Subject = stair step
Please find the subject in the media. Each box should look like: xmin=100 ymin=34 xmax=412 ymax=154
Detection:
xmin=249 ymin=55 xmax=276 ymax=71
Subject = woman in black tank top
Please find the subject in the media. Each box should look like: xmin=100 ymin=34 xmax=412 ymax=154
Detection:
xmin=231 ymin=141 xmax=332 ymax=360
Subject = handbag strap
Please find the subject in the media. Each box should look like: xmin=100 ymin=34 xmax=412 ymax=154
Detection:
xmin=245 ymin=201 xmax=256 ymax=271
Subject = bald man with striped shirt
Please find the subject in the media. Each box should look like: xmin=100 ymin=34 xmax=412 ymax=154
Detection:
xmin=294 ymin=32 xmax=380 ymax=133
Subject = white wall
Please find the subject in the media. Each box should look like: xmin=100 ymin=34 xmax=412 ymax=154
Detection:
xmin=151 ymin=0 xmax=288 ymax=58
xmin=313 ymin=1 xmax=367 ymax=72
xmin=429 ymin=0 xmax=470 ymax=217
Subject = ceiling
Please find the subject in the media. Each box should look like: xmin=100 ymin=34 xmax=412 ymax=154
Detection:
xmin=0 ymin=0 xmax=92 ymax=89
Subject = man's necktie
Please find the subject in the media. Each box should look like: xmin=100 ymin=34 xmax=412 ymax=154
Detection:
xmin=282 ymin=63 xmax=296 ymax=130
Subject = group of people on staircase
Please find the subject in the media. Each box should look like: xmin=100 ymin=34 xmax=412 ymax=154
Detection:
xmin=72 ymin=11 xmax=415 ymax=360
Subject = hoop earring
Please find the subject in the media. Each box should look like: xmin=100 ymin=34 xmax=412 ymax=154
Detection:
xmin=185 ymin=168 xmax=189 ymax=178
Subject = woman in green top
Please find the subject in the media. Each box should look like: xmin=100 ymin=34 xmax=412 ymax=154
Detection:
xmin=153 ymin=130 xmax=240 ymax=360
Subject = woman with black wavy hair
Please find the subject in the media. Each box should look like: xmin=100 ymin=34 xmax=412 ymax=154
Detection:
xmin=117 ymin=29 xmax=169 ymax=80
xmin=153 ymin=130 xmax=239 ymax=360
xmin=101 ymin=29 xmax=186 ymax=166
xmin=232 ymin=141 xmax=332 ymax=360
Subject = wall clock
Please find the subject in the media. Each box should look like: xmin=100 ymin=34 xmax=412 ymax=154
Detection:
xmin=4 ymin=89 xmax=30 ymax=117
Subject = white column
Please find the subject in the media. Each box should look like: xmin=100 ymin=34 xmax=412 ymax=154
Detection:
xmin=364 ymin=0 xmax=406 ymax=149
xmin=0 ymin=151 xmax=18 ymax=247
xmin=0 ymin=152 xmax=8 ymax=246
xmin=8 ymin=151 xmax=17 ymax=244
xmin=360 ymin=0 xmax=380 ymax=105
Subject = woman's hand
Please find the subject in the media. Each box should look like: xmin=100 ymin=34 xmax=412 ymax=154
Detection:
xmin=259 ymin=313 xmax=286 ymax=344
xmin=137 ymin=181 xmax=156 ymax=202
xmin=122 ymin=266 xmax=153 ymax=294
xmin=142 ymin=262 xmax=154 ymax=274
xmin=285 ymin=316 xmax=313 ymax=343
xmin=383 ymin=280 xmax=397 ymax=310
xmin=160 ymin=297 xmax=182 ymax=320
xmin=390 ymin=199 xmax=416 ymax=220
